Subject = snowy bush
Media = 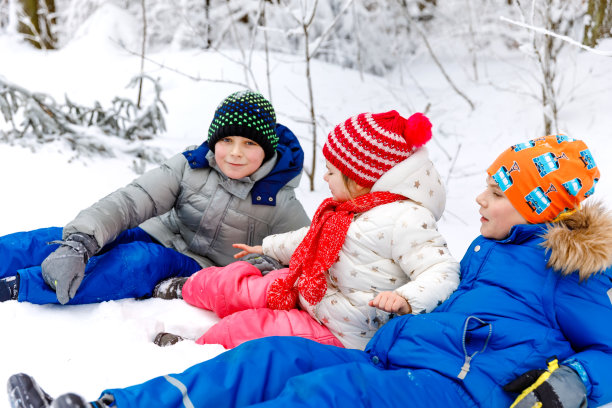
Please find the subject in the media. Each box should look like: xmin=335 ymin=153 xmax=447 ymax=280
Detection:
xmin=0 ymin=74 xmax=167 ymax=171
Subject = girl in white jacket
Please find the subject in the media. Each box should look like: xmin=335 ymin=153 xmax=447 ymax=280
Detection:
xmin=155 ymin=110 xmax=460 ymax=350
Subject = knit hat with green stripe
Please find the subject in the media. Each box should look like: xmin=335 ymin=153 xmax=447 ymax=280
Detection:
xmin=208 ymin=90 xmax=278 ymax=161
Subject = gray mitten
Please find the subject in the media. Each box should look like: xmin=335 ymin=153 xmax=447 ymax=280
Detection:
xmin=242 ymin=253 xmax=284 ymax=276
xmin=41 ymin=233 xmax=99 ymax=304
xmin=503 ymin=358 xmax=587 ymax=408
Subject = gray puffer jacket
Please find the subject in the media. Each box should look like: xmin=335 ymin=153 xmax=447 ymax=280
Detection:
xmin=64 ymin=126 xmax=310 ymax=267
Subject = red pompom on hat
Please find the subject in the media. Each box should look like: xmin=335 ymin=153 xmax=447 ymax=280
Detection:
xmin=323 ymin=110 xmax=432 ymax=188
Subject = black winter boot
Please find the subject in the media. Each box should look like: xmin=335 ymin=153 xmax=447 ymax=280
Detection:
xmin=154 ymin=332 xmax=186 ymax=347
xmin=7 ymin=373 xmax=53 ymax=408
xmin=0 ymin=275 xmax=19 ymax=302
xmin=49 ymin=392 xmax=114 ymax=408
xmin=152 ymin=277 xmax=188 ymax=299
xmin=49 ymin=393 xmax=89 ymax=408
xmin=7 ymin=373 xmax=113 ymax=408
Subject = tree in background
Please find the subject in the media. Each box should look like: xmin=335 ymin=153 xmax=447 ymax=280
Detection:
xmin=584 ymin=0 xmax=612 ymax=47
xmin=3 ymin=0 xmax=610 ymax=177
xmin=16 ymin=0 xmax=57 ymax=48
xmin=507 ymin=0 xmax=586 ymax=135
xmin=0 ymin=0 xmax=9 ymax=29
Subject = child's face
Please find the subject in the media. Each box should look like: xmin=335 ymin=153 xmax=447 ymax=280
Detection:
xmin=323 ymin=161 xmax=370 ymax=201
xmin=214 ymin=136 xmax=266 ymax=179
xmin=476 ymin=176 xmax=527 ymax=240
xmin=323 ymin=161 xmax=354 ymax=202
xmin=324 ymin=161 xmax=351 ymax=201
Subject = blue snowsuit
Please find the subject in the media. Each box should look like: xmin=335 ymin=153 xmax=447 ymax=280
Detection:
xmin=0 ymin=227 xmax=200 ymax=304
xmin=0 ymin=125 xmax=308 ymax=305
xmin=103 ymin=209 xmax=612 ymax=407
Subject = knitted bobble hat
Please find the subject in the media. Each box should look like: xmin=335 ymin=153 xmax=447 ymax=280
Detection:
xmin=207 ymin=90 xmax=279 ymax=161
xmin=323 ymin=110 xmax=432 ymax=188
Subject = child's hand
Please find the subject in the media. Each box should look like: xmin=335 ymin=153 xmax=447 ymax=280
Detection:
xmin=232 ymin=243 xmax=263 ymax=259
xmin=369 ymin=291 xmax=412 ymax=315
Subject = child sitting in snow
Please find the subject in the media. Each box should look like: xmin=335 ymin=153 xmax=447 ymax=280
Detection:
xmin=10 ymin=134 xmax=612 ymax=408
xmin=0 ymin=90 xmax=310 ymax=305
xmin=152 ymin=110 xmax=460 ymax=350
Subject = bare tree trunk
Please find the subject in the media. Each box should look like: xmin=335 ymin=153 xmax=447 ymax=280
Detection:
xmin=0 ymin=0 xmax=8 ymax=29
xmin=540 ymin=33 xmax=556 ymax=134
xmin=465 ymin=0 xmax=479 ymax=81
xmin=352 ymin=0 xmax=364 ymax=81
xmin=301 ymin=1 xmax=318 ymax=192
xmin=18 ymin=0 xmax=38 ymax=42
xmin=204 ymin=0 xmax=211 ymax=49
xmin=583 ymin=0 xmax=610 ymax=47
xmin=137 ymin=0 xmax=147 ymax=109
xmin=261 ymin=1 xmax=273 ymax=103
xmin=17 ymin=0 xmax=56 ymax=49
xmin=289 ymin=0 xmax=353 ymax=191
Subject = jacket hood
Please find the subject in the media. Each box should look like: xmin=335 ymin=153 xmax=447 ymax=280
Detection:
xmin=371 ymin=147 xmax=446 ymax=220
xmin=182 ymin=123 xmax=304 ymax=206
xmin=542 ymin=200 xmax=612 ymax=280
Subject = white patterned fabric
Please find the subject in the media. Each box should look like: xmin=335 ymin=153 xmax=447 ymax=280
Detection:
xmin=262 ymin=147 xmax=460 ymax=349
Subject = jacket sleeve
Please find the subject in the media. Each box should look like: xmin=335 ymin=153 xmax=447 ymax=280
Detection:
xmin=261 ymin=226 xmax=309 ymax=265
xmin=554 ymin=271 xmax=612 ymax=407
xmin=391 ymin=206 xmax=460 ymax=314
xmin=63 ymin=152 xmax=187 ymax=248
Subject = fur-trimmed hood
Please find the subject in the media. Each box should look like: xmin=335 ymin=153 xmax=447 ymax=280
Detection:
xmin=542 ymin=201 xmax=612 ymax=280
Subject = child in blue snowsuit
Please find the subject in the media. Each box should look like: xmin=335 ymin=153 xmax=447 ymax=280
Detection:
xmin=0 ymin=90 xmax=309 ymax=305
xmin=8 ymin=135 xmax=612 ymax=407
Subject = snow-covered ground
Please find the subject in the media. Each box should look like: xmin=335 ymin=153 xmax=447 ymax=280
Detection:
xmin=1 ymin=4 xmax=612 ymax=406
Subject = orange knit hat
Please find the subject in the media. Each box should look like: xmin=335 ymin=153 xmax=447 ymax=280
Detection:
xmin=487 ymin=135 xmax=600 ymax=223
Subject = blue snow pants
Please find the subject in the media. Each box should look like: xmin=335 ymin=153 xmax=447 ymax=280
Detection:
xmin=0 ymin=227 xmax=201 ymax=304
xmin=104 ymin=337 xmax=471 ymax=408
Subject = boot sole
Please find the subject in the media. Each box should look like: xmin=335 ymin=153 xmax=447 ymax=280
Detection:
xmin=7 ymin=373 xmax=52 ymax=408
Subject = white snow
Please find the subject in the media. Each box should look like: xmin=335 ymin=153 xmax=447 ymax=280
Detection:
xmin=1 ymin=4 xmax=612 ymax=406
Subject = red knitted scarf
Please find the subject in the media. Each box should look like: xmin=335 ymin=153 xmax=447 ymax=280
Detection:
xmin=266 ymin=191 xmax=407 ymax=310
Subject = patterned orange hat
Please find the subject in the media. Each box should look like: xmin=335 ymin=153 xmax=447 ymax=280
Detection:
xmin=487 ymin=135 xmax=600 ymax=224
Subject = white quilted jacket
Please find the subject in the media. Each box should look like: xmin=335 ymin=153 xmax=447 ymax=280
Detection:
xmin=262 ymin=147 xmax=460 ymax=349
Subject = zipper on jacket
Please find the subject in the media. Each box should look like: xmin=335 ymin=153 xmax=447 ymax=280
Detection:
xmin=457 ymin=316 xmax=492 ymax=380
xmin=247 ymin=219 xmax=255 ymax=245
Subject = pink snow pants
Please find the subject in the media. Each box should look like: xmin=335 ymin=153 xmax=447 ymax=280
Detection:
xmin=182 ymin=261 xmax=344 ymax=349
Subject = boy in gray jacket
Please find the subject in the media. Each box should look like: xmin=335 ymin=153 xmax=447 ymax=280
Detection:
xmin=0 ymin=90 xmax=309 ymax=305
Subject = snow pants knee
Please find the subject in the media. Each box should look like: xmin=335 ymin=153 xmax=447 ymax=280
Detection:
xmin=0 ymin=227 xmax=201 ymax=304
xmin=103 ymin=336 xmax=471 ymax=408
xmin=182 ymin=262 xmax=343 ymax=348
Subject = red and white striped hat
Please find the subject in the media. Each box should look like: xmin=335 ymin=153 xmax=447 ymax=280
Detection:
xmin=323 ymin=110 xmax=433 ymax=187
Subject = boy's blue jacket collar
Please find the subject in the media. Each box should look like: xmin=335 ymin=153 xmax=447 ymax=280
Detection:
xmin=498 ymin=223 xmax=547 ymax=245
xmin=183 ymin=123 xmax=304 ymax=206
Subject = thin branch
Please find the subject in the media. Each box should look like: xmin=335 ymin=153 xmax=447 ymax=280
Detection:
xmin=136 ymin=0 xmax=147 ymax=109
xmin=416 ymin=25 xmax=475 ymax=110
xmin=116 ymin=41 xmax=249 ymax=87
xmin=445 ymin=142 xmax=462 ymax=188
xmin=304 ymin=0 xmax=319 ymax=28
xmin=500 ymin=16 xmax=612 ymax=56
xmin=393 ymin=0 xmax=475 ymax=111
xmin=310 ymin=0 xmax=354 ymax=57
